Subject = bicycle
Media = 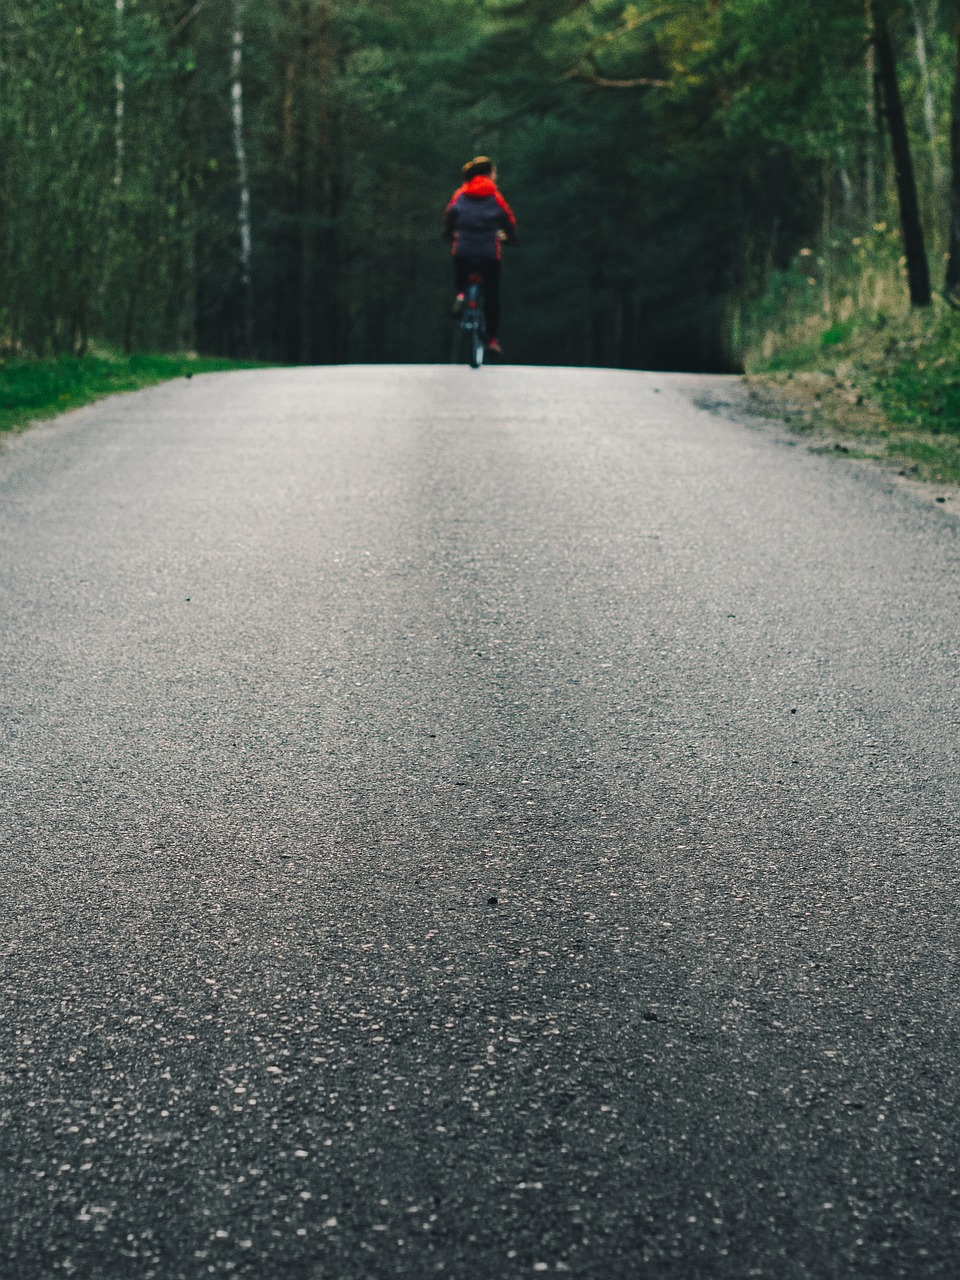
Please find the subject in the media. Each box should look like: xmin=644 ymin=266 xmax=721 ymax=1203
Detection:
xmin=451 ymin=270 xmax=487 ymax=369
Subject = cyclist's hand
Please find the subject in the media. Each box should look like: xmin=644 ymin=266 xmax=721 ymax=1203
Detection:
xmin=496 ymin=229 xmax=508 ymax=243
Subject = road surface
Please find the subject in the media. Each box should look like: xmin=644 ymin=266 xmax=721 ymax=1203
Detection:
xmin=2 ymin=365 xmax=960 ymax=1278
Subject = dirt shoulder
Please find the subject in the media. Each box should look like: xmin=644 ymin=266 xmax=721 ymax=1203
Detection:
xmin=743 ymin=307 xmax=960 ymax=494
xmin=742 ymin=366 xmax=960 ymax=499
xmin=740 ymin=370 xmax=960 ymax=509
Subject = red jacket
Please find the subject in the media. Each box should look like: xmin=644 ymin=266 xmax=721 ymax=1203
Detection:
xmin=443 ymin=176 xmax=518 ymax=260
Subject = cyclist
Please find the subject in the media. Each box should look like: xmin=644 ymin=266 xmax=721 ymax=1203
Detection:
xmin=443 ymin=156 xmax=517 ymax=358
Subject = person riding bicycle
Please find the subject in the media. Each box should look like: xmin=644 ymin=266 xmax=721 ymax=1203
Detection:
xmin=443 ymin=156 xmax=517 ymax=358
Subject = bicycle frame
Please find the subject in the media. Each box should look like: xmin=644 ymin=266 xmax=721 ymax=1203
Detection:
xmin=452 ymin=271 xmax=487 ymax=369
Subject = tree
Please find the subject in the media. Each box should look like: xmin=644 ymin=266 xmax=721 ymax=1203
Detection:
xmin=1 ymin=0 xmax=954 ymax=364
xmin=871 ymin=0 xmax=932 ymax=305
xmin=946 ymin=0 xmax=960 ymax=297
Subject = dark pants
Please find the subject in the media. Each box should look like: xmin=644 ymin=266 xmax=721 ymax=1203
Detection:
xmin=454 ymin=257 xmax=501 ymax=339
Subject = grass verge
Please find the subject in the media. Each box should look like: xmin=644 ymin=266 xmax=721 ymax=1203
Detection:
xmin=745 ymin=302 xmax=960 ymax=486
xmin=0 ymin=351 xmax=266 ymax=436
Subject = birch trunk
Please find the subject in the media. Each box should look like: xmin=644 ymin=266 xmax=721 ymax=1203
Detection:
xmin=945 ymin=6 xmax=960 ymax=297
xmin=114 ymin=0 xmax=124 ymax=186
xmin=865 ymin=18 xmax=877 ymax=226
xmin=231 ymin=0 xmax=254 ymax=352
xmin=911 ymin=0 xmax=945 ymax=190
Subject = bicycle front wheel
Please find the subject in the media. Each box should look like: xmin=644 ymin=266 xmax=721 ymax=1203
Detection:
xmin=469 ymin=326 xmax=485 ymax=369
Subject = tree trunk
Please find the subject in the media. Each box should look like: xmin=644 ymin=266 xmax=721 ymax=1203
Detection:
xmin=910 ymin=0 xmax=945 ymax=190
xmin=231 ymin=0 xmax=255 ymax=353
xmin=865 ymin=4 xmax=878 ymax=226
xmin=822 ymin=161 xmax=833 ymax=316
xmin=872 ymin=0 xmax=932 ymax=306
xmin=114 ymin=0 xmax=125 ymax=186
xmin=947 ymin=7 xmax=960 ymax=297
xmin=298 ymin=3 xmax=318 ymax=364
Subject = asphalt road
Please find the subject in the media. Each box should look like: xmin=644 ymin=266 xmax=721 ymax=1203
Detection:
xmin=2 ymin=365 xmax=960 ymax=1280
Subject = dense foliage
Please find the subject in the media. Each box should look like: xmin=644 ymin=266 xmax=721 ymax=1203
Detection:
xmin=1 ymin=0 xmax=957 ymax=369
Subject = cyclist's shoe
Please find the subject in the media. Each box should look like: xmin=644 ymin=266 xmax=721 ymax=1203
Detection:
xmin=486 ymin=337 xmax=503 ymax=358
xmin=452 ymin=292 xmax=465 ymax=316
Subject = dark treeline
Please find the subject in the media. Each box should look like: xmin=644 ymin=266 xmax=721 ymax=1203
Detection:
xmin=2 ymin=1 xmax=958 ymax=371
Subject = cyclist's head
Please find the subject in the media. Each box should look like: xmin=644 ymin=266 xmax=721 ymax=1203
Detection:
xmin=462 ymin=156 xmax=494 ymax=180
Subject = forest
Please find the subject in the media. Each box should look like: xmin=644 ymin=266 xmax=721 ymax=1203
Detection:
xmin=2 ymin=0 xmax=958 ymax=372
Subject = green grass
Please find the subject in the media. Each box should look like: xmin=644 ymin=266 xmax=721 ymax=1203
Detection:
xmin=820 ymin=320 xmax=855 ymax=348
xmin=760 ymin=339 xmax=824 ymax=373
xmin=885 ymin=434 xmax=960 ymax=484
xmin=0 ymin=351 xmax=267 ymax=435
